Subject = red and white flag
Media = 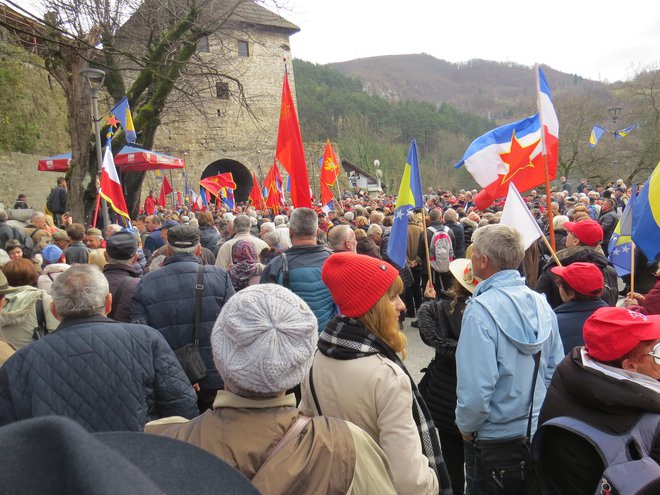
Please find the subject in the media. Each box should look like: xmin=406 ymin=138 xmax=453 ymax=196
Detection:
xmin=99 ymin=147 xmax=130 ymax=219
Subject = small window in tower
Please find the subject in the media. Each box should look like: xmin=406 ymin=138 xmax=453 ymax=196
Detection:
xmin=216 ymin=81 xmax=229 ymax=100
xmin=237 ymin=40 xmax=249 ymax=57
xmin=197 ymin=36 xmax=209 ymax=53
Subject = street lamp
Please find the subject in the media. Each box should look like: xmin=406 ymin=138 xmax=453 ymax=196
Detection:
xmin=80 ymin=67 xmax=110 ymax=229
xmin=608 ymin=106 xmax=623 ymax=179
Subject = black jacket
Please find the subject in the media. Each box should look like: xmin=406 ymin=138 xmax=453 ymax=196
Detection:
xmin=132 ymin=254 xmax=235 ymax=391
xmin=0 ymin=316 xmax=198 ymax=432
xmin=103 ymin=263 xmax=141 ymax=323
xmin=445 ymin=222 xmax=465 ymax=258
xmin=554 ymin=299 xmax=608 ymax=355
xmin=535 ymin=246 xmax=619 ymax=308
xmin=64 ymin=242 xmax=89 ymax=265
xmin=199 ymin=226 xmax=222 ymax=255
xmin=48 ymin=186 xmax=67 ymax=214
xmin=417 ymin=298 xmax=466 ymax=435
xmin=537 ymin=348 xmax=660 ymax=494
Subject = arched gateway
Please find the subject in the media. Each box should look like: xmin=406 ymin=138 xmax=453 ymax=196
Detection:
xmin=201 ymin=159 xmax=252 ymax=204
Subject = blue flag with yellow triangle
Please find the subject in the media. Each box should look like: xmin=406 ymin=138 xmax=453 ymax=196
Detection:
xmin=110 ymin=97 xmax=137 ymax=143
xmin=608 ymin=184 xmax=637 ymax=276
xmin=588 ymin=125 xmax=606 ymax=148
xmin=632 ymin=162 xmax=660 ymax=261
xmin=387 ymin=140 xmax=424 ymax=267
xmin=615 ymin=123 xmax=638 ymax=139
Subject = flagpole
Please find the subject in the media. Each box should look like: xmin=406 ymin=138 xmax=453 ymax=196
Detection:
xmin=630 ymin=241 xmax=636 ymax=295
xmin=420 ymin=209 xmax=434 ymax=288
xmin=92 ymin=192 xmax=101 ymax=228
xmin=535 ymin=64 xmax=557 ymax=252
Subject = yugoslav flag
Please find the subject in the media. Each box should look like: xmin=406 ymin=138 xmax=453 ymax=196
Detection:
xmin=99 ymin=146 xmax=130 ymax=219
xmin=589 ymin=125 xmax=606 ymax=148
xmin=387 ymin=140 xmax=424 ymax=267
xmin=455 ymin=65 xmax=559 ymax=210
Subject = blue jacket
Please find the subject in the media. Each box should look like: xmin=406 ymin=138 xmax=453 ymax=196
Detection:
xmin=554 ymin=299 xmax=608 ymax=355
xmin=0 ymin=316 xmax=198 ymax=432
xmin=260 ymin=245 xmax=335 ymax=332
xmin=455 ymin=270 xmax=564 ymax=440
xmin=132 ymin=254 xmax=235 ymax=391
xmin=143 ymin=228 xmax=164 ymax=258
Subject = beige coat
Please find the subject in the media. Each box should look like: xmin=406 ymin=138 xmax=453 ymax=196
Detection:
xmin=146 ymin=392 xmax=396 ymax=495
xmin=300 ymin=353 xmax=439 ymax=495
xmin=214 ymin=232 xmax=269 ymax=269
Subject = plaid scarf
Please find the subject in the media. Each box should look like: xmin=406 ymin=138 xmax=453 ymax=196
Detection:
xmin=319 ymin=316 xmax=453 ymax=495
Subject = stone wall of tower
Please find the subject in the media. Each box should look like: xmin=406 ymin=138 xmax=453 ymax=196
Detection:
xmin=143 ymin=25 xmax=297 ymax=203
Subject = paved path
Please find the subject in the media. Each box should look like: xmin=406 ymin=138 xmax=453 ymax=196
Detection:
xmin=401 ymin=317 xmax=434 ymax=385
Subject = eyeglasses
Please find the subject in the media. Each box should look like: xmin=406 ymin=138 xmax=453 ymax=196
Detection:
xmin=648 ymin=343 xmax=660 ymax=365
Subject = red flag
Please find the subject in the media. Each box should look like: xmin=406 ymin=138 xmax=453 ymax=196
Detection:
xmin=199 ymin=173 xmax=236 ymax=200
xmin=176 ymin=191 xmax=182 ymax=206
xmin=99 ymin=147 xmax=130 ymax=219
xmin=158 ymin=176 xmax=173 ymax=208
xmin=249 ymin=172 xmax=267 ymax=210
xmin=264 ymin=161 xmax=284 ymax=214
xmin=320 ymin=139 xmax=341 ymax=187
xmin=320 ymin=180 xmax=333 ymax=206
xmin=275 ymin=70 xmax=311 ymax=208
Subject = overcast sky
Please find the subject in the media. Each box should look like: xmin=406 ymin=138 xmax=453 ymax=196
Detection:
xmin=272 ymin=0 xmax=660 ymax=82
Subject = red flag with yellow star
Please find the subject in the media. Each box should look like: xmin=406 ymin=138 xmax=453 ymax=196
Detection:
xmin=275 ymin=70 xmax=311 ymax=208
xmin=320 ymin=139 xmax=341 ymax=187
xmin=199 ymin=173 xmax=237 ymax=200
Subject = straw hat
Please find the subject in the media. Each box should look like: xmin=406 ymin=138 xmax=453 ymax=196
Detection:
xmin=449 ymin=258 xmax=481 ymax=294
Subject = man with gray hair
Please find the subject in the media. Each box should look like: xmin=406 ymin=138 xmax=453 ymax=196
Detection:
xmin=0 ymin=264 xmax=198 ymax=432
xmin=261 ymin=208 xmax=335 ymax=332
xmin=215 ymin=214 xmax=268 ymax=269
xmin=455 ymin=225 xmax=563 ymax=494
xmin=328 ymin=225 xmax=357 ymax=253
xmin=133 ymin=225 xmax=235 ymax=412
xmin=274 ymin=214 xmax=292 ymax=249
xmin=24 ymin=211 xmax=52 ymax=253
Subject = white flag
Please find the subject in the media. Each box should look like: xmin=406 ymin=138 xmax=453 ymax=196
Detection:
xmin=500 ymin=183 xmax=544 ymax=250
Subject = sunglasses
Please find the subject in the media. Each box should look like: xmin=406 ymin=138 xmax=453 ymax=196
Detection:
xmin=648 ymin=343 xmax=660 ymax=365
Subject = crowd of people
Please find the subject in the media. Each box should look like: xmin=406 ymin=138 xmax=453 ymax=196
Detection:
xmin=0 ymin=173 xmax=658 ymax=494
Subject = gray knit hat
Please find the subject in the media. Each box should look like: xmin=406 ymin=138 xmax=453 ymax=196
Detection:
xmin=212 ymin=284 xmax=318 ymax=396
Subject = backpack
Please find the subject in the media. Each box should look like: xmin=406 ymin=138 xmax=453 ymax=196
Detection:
xmin=428 ymin=226 xmax=454 ymax=273
xmin=46 ymin=188 xmax=57 ymax=214
xmin=10 ymin=227 xmax=35 ymax=259
xmin=532 ymin=414 xmax=660 ymax=495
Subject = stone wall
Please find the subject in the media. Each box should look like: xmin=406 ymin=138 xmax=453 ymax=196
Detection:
xmin=147 ymin=25 xmax=298 ymax=202
xmin=0 ymin=151 xmax=58 ymax=211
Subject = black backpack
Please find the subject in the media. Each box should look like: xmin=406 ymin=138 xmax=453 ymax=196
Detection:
xmin=10 ymin=227 xmax=35 ymax=258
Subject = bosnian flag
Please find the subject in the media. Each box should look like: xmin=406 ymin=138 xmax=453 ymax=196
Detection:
xmin=455 ymin=65 xmax=559 ymax=210
xmin=99 ymin=146 xmax=130 ymax=219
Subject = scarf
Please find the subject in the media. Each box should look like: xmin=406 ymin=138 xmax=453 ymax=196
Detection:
xmin=319 ymin=316 xmax=453 ymax=494
xmin=228 ymin=240 xmax=260 ymax=291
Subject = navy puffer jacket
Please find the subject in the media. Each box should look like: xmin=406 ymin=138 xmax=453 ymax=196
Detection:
xmin=0 ymin=316 xmax=198 ymax=432
xmin=131 ymin=253 xmax=235 ymax=391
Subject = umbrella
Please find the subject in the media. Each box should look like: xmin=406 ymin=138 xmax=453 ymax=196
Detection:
xmin=37 ymin=146 xmax=185 ymax=173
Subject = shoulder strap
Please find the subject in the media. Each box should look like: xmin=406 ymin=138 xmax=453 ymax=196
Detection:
xmin=259 ymin=416 xmax=312 ymax=470
xmin=427 ymin=226 xmax=438 ymax=234
xmin=30 ymin=228 xmax=43 ymax=241
xmin=33 ymin=294 xmax=47 ymax=340
xmin=527 ymin=350 xmax=542 ymax=438
xmin=109 ymin=276 xmax=134 ymax=319
xmin=280 ymin=252 xmax=289 ymax=288
xmin=193 ymin=264 xmax=205 ymax=347
xmin=308 ymin=363 xmax=323 ymax=415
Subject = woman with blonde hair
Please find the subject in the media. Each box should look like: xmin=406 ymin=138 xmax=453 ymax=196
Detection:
xmin=300 ymin=252 xmax=451 ymax=495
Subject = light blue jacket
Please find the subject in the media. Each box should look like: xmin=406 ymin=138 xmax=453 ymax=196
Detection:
xmin=455 ymin=270 xmax=564 ymax=440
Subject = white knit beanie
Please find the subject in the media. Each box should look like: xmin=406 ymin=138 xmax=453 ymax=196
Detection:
xmin=212 ymin=284 xmax=318 ymax=396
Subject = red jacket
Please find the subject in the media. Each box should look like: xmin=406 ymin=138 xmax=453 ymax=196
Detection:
xmin=144 ymin=196 xmax=158 ymax=215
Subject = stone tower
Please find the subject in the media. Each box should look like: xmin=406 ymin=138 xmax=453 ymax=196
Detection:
xmin=123 ymin=1 xmax=300 ymax=204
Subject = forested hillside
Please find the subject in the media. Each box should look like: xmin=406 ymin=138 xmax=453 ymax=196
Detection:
xmin=293 ymin=59 xmax=492 ymax=191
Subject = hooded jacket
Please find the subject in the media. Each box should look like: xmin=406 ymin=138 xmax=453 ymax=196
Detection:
xmin=455 ymin=270 xmax=564 ymax=439
xmin=0 ymin=287 xmax=59 ymax=350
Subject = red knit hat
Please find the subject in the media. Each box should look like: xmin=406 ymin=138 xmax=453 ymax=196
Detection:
xmin=584 ymin=307 xmax=660 ymax=362
xmin=564 ymin=219 xmax=603 ymax=247
xmin=322 ymin=252 xmax=399 ymax=317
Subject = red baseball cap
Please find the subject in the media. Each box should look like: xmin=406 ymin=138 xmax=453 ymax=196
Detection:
xmin=551 ymin=262 xmax=603 ymax=296
xmin=583 ymin=307 xmax=660 ymax=362
xmin=564 ymin=219 xmax=603 ymax=247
